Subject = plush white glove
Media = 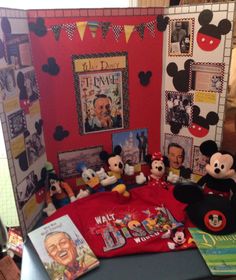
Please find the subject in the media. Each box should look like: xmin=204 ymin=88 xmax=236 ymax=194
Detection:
xmin=70 ymin=195 xmax=76 ymax=202
xmin=77 ymin=189 xmax=90 ymax=199
xmin=100 ymin=175 xmax=117 ymax=186
xmin=124 ymin=163 xmax=135 ymax=176
xmin=96 ymin=167 xmax=108 ymax=181
xmin=135 ymin=172 xmax=147 ymax=185
xmin=43 ymin=202 xmax=56 ymax=216
xmin=167 ymin=171 xmax=179 ymax=184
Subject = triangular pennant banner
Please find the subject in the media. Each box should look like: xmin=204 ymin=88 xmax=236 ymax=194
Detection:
xmin=51 ymin=24 xmax=62 ymax=41
xmin=112 ymin=25 xmax=123 ymax=42
xmin=124 ymin=25 xmax=135 ymax=43
xmin=146 ymin=21 xmax=156 ymax=38
xmin=136 ymin=23 xmax=145 ymax=39
xmin=88 ymin=21 xmax=99 ymax=38
xmin=76 ymin=21 xmax=87 ymax=41
xmin=63 ymin=23 xmax=76 ymax=40
xmin=100 ymin=22 xmax=111 ymax=39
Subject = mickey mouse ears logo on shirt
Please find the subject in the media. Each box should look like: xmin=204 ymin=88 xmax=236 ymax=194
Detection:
xmin=197 ymin=9 xmax=231 ymax=52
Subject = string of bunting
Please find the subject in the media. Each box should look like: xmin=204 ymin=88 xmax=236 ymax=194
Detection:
xmin=48 ymin=19 xmax=158 ymax=42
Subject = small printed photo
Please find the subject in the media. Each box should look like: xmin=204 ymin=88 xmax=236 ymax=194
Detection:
xmin=24 ymin=70 xmax=39 ymax=102
xmin=16 ymin=171 xmax=37 ymax=208
xmin=8 ymin=109 xmax=27 ymax=139
xmin=169 ymin=19 xmax=194 ymax=56
xmin=164 ymin=133 xmax=193 ymax=170
xmin=190 ymin=63 xmax=224 ymax=93
xmin=0 ymin=66 xmax=18 ymax=100
xmin=165 ymin=91 xmax=193 ymax=127
xmin=112 ymin=128 xmax=148 ymax=165
xmin=58 ymin=146 xmax=104 ymax=178
xmin=25 ymin=132 xmax=45 ymax=165
xmin=192 ymin=146 xmax=209 ymax=176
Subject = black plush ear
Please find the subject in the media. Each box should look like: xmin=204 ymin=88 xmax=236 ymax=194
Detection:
xmin=144 ymin=154 xmax=152 ymax=166
xmin=100 ymin=151 xmax=109 ymax=162
xmin=114 ymin=145 xmax=122 ymax=155
xmin=173 ymin=182 xmax=204 ymax=204
xmin=162 ymin=155 xmax=169 ymax=167
xmin=200 ymin=140 xmax=218 ymax=157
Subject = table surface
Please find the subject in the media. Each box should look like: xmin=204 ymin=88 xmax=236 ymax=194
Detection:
xmin=21 ymin=239 xmax=220 ymax=280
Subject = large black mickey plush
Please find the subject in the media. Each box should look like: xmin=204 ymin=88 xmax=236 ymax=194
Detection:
xmin=166 ymin=59 xmax=194 ymax=92
xmin=174 ymin=182 xmax=236 ymax=235
xmin=188 ymin=105 xmax=219 ymax=138
xmin=197 ymin=9 xmax=231 ymax=52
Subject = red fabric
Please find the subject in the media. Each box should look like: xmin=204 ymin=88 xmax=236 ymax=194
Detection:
xmin=45 ymin=183 xmax=195 ymax=258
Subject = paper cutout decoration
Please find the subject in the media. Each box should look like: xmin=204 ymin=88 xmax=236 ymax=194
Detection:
xmin=88 ymin=21 xmax=99 ymax=38
xmin=101 ymin=22 xmax=111 ymax=39
xmin=63 ymin=23 xmax=76 ymax=40
xmin=1 ymin=17 xmax=11 ymax=34
xmin=188 ymin=105 xmax=219 ymax=138
xmin=156 ymin=15 xmax=169 ymax=32
xmin=166 ymin=59 xmax=194 ymax=92
xmin=136 ymin=23 xmax=145 ymax=39
xmin=197 ymin=10 xmax=231 ymax=52
xmin=42 ymin=57 xmax=60 ymax=76
xmin=124 ymin=25 xmax=135 ymax=43
xmin=138 ymin=71 xmax=152 ymax=86
xmin=76 ymin=21 xmax=87 ymax=41
xmin=146 ymin=21 xmax=156 ymax=37
xmin=53 ymin=125 xmax=69 ymax=141
xmin=51 ymin=24 xmax=62 ymax=41
xmin=112 ymin=25 xmax=123 ymax=42
xmin=29 ymin=17 xmax=47 ymax=37
xmin=17 ymin=151 xmax=29 ymax=171
xmin=35 ymin=119 xmax=43 ymax=135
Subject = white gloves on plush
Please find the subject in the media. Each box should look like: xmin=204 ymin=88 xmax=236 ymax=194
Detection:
xmin=135 ymin=172 xmax=147 ymax=185
xmin=96 ymin=167 xmax=117 ymax=186
xmin=70 ymin=195 xmax=76 ymax=202
xmin=77 ymin=189 xmax=90 ymax=199
xmin=43 ymin=202 xmax=56 ymax=216
xmin=124 ymin=163 xmax=135 ymax=176
xmin=167 ymin=171 xmax=179 ymax=184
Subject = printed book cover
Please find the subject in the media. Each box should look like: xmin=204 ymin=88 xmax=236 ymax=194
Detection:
xmin=189 ymin=228 xmax=236 ymax=276
xmin=28 ymin=214 xmax=99 ymax=280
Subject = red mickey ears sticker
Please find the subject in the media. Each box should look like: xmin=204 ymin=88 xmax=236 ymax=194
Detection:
xmin=204 ymin=210 xmax=226 ymax=232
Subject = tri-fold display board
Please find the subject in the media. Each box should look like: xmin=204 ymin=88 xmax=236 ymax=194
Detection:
xmin=0 ymin=2 xmax=234 ymax=238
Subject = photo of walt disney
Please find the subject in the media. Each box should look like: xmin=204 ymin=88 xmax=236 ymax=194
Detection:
xmin=78 ymin=71 xmax=124 ymax=134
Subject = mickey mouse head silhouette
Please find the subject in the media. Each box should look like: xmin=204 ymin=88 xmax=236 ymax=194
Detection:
xmin=188 ymin=105 xmax=219 ymax=138
xmin=197 ymin=9 xmax=231 ymax=52
xmin=166 ymin=59 xmax=194 ymax=92
xmin=138 ymin=71 xmax=152 ymax=86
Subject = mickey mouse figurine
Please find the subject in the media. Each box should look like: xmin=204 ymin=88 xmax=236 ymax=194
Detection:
xmin=99 ymin=145 xmax=134 ymax=197
xmin=197 ymin=140 xmax=236 ymax=199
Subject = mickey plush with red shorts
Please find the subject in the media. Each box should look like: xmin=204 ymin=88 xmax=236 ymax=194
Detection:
xmin=173 ymin=140 xmax=236 ymax=234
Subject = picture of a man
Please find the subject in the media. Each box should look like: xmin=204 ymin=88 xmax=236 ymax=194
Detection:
xmin=167 ymin=143 xmax=185 ymax=170
xmin=171 ymin=21 xmax=187 ymax=44
xmin=44 ymin=231 xmax=81 ymax=280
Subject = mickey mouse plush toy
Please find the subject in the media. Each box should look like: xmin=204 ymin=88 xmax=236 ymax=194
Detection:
xmin=173 ymin=140 xmax=236 ymax=234
xmin=99 ymin=145 xmax=134 ymax=197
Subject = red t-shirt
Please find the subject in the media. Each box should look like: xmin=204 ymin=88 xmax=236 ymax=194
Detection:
xmin=45 ymin=183 xmax=194 ymax=258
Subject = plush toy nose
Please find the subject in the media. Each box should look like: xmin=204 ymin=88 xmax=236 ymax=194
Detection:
xmin=119 ymin=162 xmax=123 ymax=169
xmin=214 ymin=168 xmax=220 ymax=174
xmin=51 ymin=186 xmax=56 ymax=191
xmin=158 ymin=166 xmax=163 ymax=171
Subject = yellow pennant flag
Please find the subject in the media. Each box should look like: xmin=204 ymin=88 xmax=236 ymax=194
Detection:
xmin=76 ymin=21 xmax=87 ymax=40
xmin=124 ymin=25 xmax=135 ymax=43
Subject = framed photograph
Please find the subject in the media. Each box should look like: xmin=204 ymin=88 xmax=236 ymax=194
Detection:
xmin=58 ymin=146 xmax=103 ymax=178
xmin=190 ymin=62 xmax=224 ymax=93
xmin=165 ymin=91 xmax=193 ymax=127
xmin=0 ymin=66 xmax=18 ymax=100
xmin=16 ymin=171 xmax=37 ymax=209
xmin=164 ymin=133 xmax=193 ymax=169
xmin=112 ymin=128 xmax=148 ymax=165
xmin=72 ymin=52 xmax=129 ymax=134
xmin=23 ymin=70 xmax=39 ymax=102
xmin=192 ymin=145 xmax=209 ymax=176
xmin=169 ymin=18 xmax=194 ymax=56
xmin=25 ymin=132 xmax=45 ymax=165
xmin=8 ymin=109 xmax=27 ymax=139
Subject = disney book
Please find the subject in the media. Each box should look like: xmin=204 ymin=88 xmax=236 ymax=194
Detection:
xmin=189 ymin=228 xmax=236 ymax=276
xmin=28 ymin=215 xmax=99 ymax=280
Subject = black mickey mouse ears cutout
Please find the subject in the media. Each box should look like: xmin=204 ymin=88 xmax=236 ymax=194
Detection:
xmin=42 ymin=57 xmax=60 ymax=76
xmin=17 ymin=151 xmax=29 ymax=171
xmin=53 ymin=125 xmax=69 ymax=141
xmin=1 ymin=17 xmax=11 ymax=34
xmin=138 ymin=71 xmax=152 ymax=86
xmin=29 ymin=17 xmax=47 ymax=37
xmin=156 ymin=15 xmax=169 ymax=32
